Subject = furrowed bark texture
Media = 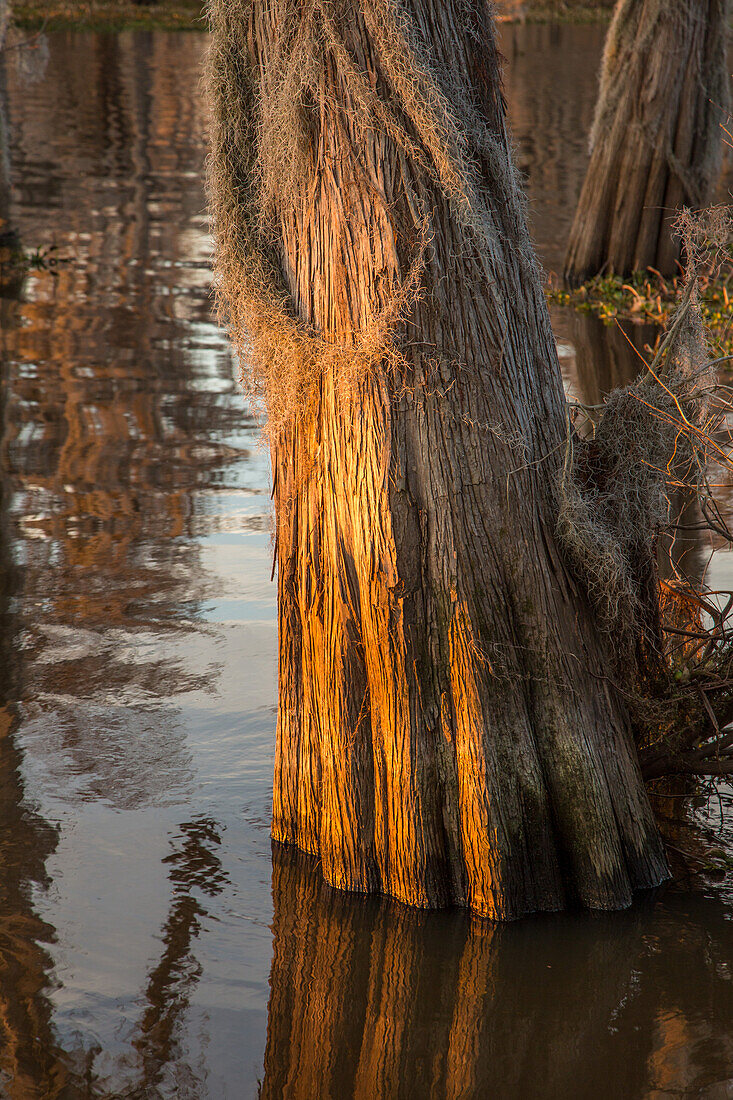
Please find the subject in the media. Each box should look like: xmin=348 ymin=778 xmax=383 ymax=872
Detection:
xmin=564 ymin=0 xmax=729 ymax=284
xmin=211 ymin=0 xmax=669 ymax=918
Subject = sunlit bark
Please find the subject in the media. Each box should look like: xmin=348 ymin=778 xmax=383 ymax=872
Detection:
xmin=564 ymin=0 xmax=729 ymax=283
xmin=209 ymin=0 xmax=669 ymax=917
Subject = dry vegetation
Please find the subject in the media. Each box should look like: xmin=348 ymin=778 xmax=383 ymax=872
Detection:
xmin=559 ymin=210 xmax=733 ymax=782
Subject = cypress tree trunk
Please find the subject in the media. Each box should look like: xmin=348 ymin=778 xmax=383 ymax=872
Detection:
xmin=564 ymin=0 xmax=729 ymax=284
xmin=208 ymin=0 xmax=669 ymax=919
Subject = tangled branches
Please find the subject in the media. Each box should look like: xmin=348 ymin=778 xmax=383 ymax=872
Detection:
xmin=558 ymin=208 xmax=733 ymax=781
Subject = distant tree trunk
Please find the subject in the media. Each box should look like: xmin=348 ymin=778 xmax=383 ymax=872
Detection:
xmin=208 ymin=0 xmax=669 ymax=918
xmin=564 ymin=0 xmax=729 ymax=284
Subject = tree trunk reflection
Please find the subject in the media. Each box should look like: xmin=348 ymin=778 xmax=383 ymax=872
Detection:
xmin=262 ymin=845 xmax=733 ymax=1099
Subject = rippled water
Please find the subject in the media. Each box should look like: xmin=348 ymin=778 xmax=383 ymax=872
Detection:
xmin=0 ymin=24 xmax=731 ymax=1100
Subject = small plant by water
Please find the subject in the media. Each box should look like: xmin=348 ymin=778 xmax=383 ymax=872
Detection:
xmin=548 ymin=252 xmax=733 ymax=358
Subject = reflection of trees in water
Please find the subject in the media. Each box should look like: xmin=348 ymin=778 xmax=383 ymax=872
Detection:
xmin=0 ymin=527 xmax=226 ymax=1093
xmin=0 ymin=716 xmax=229 ymax=1097
xmin=0 ymin=560 xmax=227 ymax=1093
xmin=0 ymin=706 xmax=85 ymax=1099
xmin=0 ymin=32 xmax=238 ymax=1097
xmin=2 ymin=30 xmax=241 ymax=672
xmin=557 ymin=308 xmax=655 ymax=406
xmin=0 ymin=32 xmax=245 ymax=794
xmin=0 ymin=289 xmax=92 ymax=1098
xmin=499 ymin=24 xmax=604 ymax=274
xmin=262 ymin=846 xmax=733 ymax=1100
xmin=129 ymin=817 xmax=228 ymax=1099
xmin=0 ymin=48 xmax=74 ymax=1092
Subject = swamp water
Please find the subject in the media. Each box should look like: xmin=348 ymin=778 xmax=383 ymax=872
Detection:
xmin=0 ymin=24 xmax=731 ymax=1100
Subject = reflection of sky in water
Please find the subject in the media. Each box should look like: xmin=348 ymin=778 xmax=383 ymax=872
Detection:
xmin=1 ymin=27 xmax=276 ymax=1095
xmin=0 ymin=23 xmax=730 ymax=1100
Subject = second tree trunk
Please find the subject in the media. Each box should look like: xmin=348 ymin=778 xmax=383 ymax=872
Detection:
xmin=564 ymin=0 xmax=729 ymax=284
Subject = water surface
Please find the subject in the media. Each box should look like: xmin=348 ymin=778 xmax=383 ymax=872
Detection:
xmin=0 ymin=24 xmax=731 ymax=1100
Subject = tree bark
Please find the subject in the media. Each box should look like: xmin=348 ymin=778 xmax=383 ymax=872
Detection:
xmin=209 ymin=0 xmax=669 ymax=918
xmin=564 ymin=0 xmax=729 ymax=284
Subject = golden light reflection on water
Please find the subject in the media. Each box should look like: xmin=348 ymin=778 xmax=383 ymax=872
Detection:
xmin=262 ymin=848 xmax=733 ymax=1100
xmin=0 ymin=27 xmax=273 ymax=1096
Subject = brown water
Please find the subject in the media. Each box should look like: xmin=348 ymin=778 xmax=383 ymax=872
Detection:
xmin=0 ymin=24 xmax=731 ymax=1100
